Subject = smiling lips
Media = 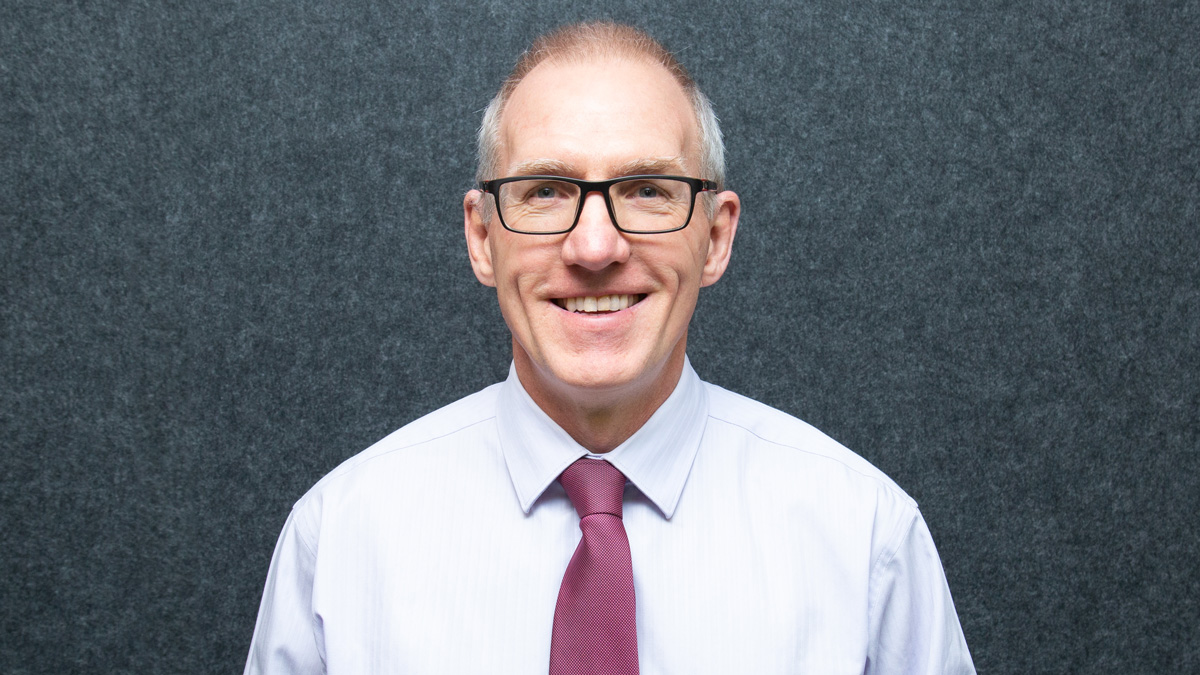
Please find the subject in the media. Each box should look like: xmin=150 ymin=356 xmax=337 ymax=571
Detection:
xmin=553 ymin=294 xmax=646 ymax=314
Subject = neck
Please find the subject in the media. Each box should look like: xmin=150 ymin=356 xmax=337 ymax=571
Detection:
xmin=514 ymin=346 xmax=686 ymax=453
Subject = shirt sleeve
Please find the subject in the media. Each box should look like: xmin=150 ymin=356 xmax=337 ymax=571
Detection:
xmin=244 ymin=507 xmax=326 ymax=675
xmin=866 ymin=510 xmax=976 ymax=675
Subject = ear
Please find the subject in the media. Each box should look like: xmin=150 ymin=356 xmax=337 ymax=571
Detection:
xmin=464 ymin=189 xmax=497 ymax=287
xmin=700 ymin=190 xmax=740 ymax=287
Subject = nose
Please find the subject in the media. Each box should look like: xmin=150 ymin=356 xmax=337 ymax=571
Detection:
xmin=560 ymin=191 xmax=631 ymax=270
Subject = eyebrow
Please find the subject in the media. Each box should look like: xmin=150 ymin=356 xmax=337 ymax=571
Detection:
xmin=510 ymin=158 xmax=573 ymax=176
xmin=611 ymin=157 xmax=688 ymax=177
xmin=507 ymin=156 xmax=689 ymax=179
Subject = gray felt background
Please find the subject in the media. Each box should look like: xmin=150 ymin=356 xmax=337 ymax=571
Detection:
xmin=2 ymin=0 xmax=1197 ymax=673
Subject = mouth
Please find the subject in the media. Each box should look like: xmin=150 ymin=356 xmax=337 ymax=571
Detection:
xmin=552 ymin=293 xmax=646 ymax=314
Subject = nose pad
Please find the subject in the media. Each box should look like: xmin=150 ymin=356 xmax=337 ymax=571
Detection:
xmin=562 ymin=192 xmax=629 ymax=270
xmin=577 ymin=191 xmax=614 ymax=227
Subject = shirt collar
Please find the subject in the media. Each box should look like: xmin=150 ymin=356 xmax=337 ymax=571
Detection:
xmin=496 ymin=357 xmax=709 ymax=519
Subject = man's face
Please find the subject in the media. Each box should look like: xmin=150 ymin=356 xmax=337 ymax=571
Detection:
xmin=465 ymin=56 xmax=739 ymax=410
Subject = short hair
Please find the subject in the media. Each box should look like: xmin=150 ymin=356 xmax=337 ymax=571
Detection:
xmin=475 ymin=22 xmax=726 ymax=200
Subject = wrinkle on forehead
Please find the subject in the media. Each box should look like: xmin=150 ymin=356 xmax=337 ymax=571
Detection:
xmin=497 ymin=56 xmax=700 ymax=178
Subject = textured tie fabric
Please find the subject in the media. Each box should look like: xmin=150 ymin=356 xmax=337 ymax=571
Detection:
xmin=549 ymin=458 xmax=639 ymax=675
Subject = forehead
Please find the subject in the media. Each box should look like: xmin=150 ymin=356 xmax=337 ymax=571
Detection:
xmin=498 ymin=56 xmax=700 ymax=177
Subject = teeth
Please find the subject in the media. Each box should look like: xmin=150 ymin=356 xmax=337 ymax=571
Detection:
xmin=560 ymin=294 xmax=641 ymax=313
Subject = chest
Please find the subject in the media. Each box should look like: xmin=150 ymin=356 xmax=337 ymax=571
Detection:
xmin=310 ymin=489 xmax=874 ymax=674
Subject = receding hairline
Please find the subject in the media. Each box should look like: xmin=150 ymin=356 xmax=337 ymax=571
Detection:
xmin=496 ymin=22 xmax=698 ymax=106
xmin=498 ymin=54 xmax=701 ymax=166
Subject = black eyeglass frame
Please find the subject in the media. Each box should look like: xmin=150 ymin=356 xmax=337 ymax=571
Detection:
xmin=478 ymin=174 xmax=719 ymax=235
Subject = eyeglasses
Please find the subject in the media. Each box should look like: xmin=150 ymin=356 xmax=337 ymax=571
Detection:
xmin=478 ymin=175 xmax=717 ymax=235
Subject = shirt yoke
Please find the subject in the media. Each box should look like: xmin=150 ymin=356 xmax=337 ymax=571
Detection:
xmin=295 ymin=382 xmax=504 ymax=508
xmin=702 ymin=381 xmax=917 ymax=511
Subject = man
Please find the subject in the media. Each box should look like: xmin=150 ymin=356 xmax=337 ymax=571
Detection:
xmin=246 ymin=21 xmax=974 ymax=674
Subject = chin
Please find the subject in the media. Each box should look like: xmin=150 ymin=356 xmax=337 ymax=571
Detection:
xmin=550 ymin=358 xmax=646 ymax=393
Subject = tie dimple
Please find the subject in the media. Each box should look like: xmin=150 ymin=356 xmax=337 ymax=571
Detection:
xmin=549 ymin=458 xmax=639 ymax=675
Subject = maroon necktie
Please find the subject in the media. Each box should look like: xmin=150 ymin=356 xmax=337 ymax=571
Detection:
xmin=549 ymin=458 xmax=639 ymax=675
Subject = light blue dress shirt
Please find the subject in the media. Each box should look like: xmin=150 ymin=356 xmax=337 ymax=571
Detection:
xmin=246 ymin=359 xmax=974 ymax=674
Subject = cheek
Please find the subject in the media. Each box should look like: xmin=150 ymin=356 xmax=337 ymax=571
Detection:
xmin=490 ymin=241 xmax=556 ymax=303
xmin=652 ymin=241 xmax=710 ymax=289
xmin=489 ymin=236 xmax=527 ymax=284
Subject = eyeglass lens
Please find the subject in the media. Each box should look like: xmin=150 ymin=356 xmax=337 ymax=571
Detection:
xmin=496 ymin=177 xmax=694 ymax=233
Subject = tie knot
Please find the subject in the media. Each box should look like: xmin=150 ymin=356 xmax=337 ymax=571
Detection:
xmin=559 ymin=458 xmax=627 ymax=519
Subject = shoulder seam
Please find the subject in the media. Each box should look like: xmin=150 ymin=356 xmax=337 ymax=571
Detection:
xmin=333 ymin=412 xmax=496 ymax=473
xmin=297 ymin=413 xmax=498 ymax=508
xmin=705 ymin=410 xmax=913 ymax=503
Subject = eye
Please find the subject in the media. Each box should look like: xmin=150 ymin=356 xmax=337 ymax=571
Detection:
xmin=620 ymin=180 xmax=668 ymax=201
xmin=522 ymin=181 xmax=570 ymax=203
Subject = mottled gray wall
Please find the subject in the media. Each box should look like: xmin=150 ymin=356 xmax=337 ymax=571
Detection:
xmin=3 ymin=1 xmax=1197 ymax=672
